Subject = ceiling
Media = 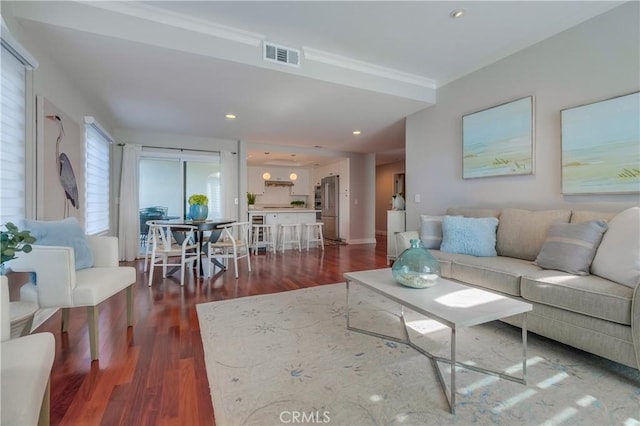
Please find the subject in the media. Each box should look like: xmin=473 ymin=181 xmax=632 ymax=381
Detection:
xmin=6 ymin=1 xmax=622 ymax=166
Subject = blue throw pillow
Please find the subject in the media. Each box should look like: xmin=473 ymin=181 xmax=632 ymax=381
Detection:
xmin=23 ymin=217 xmax=94 ymax=269
xmin=440 ymin=215 xmax=499 ymax=257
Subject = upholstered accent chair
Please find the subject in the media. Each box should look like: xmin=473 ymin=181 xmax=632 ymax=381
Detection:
xmin=10 ymin=235 xmax=136 ymax=361
xmin=1 ymin=276 xmax=55 ymax=425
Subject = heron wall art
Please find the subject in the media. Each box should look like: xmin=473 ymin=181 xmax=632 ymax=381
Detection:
xmin=46 ymin=114 xmax=79 ymax=218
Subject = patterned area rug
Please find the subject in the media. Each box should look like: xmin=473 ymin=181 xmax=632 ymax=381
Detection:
xmin=196 ymin=283 xmax=640 ymax=426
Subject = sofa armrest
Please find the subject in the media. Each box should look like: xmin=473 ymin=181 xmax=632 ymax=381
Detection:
xmin=87 ymin=236 xmax=119 ymax=267
xmin=632 ymin=283 xmax=640 ymax=369
xmin=396 ymin=231 xmax=420 ymax=253
xmin=9 ymin=246 xmax=76 ymax=307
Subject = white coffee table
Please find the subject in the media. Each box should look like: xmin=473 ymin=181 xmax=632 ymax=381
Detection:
xmin=344 ymin=268 xmax=532 ymax=414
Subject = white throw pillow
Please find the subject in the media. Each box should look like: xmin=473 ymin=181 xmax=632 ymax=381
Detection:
xmin=591 ymin=207 xmax=640 ymax=288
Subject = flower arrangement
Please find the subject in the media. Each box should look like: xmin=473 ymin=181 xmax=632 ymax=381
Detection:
xmin=188 ymin=194 xmax=208 ymax=205
xmin=1 ymin=222 xmax=36 ymax=265
xmin=246 ymin=192 xmax=257 ymax=205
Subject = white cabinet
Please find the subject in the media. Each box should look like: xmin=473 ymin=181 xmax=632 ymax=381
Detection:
xmin=386 ymin=210 xmax=406 ymax=265
xmin=290 ymin=169 xmax=310 ymax=195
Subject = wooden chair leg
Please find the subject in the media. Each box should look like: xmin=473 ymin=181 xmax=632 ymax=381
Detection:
xmin=87 ymin=305 xmax=99 ymax=360
xmin=126 ymin=285 xmax=134 ymax=327
xmin=37 ymin=378 xmax=50 ymax=426
xmin=61 ymin=308 xmax=70 ymax=333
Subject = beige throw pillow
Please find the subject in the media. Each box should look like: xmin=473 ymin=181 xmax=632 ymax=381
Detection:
xmin=496 ymin=208 xmax=572 ymax=261
xmin=591 ymin=207 xmax=640 ymax=288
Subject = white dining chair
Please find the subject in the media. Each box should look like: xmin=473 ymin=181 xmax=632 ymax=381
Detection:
xmin=147 ymin=223 xmax=200 ymax=287
xmin=207 ymin=222 xmax=252 ymax=279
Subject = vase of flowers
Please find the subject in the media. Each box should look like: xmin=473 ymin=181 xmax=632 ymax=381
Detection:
xmin=1 ymin=222 xmax=36 ymax=275
xmin=188 ymin=194 xmax=209 ymax=221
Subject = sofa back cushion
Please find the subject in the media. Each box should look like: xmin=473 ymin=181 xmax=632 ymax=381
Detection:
xmin=591 ymin=207 xmax=640 ymax=288
xmin=496 ymin=208 xmax=571 ymax=261
xmin=570 ymin=210 xmax=617 ymax=224
xmin=445 ymin=207 xmax=501 ymax=218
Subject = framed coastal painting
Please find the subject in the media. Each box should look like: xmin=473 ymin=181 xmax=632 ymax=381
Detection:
xmin=462 ymin=96 xmax=534 ymax=179
xmin=561 ymin=92 xmax=640 ymax=195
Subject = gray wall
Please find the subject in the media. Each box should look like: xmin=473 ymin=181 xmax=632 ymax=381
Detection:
xmin=405 ymin=2 xmax=640 ymax=230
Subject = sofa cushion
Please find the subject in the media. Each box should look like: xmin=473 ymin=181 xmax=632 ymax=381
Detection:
xmin=419 ymin=215 xmax=443 ymax=249
xmin=440 ymin=216 xmax=499 ymax=257
xmin=591 ymin=207 xmax=640 ymax=288
xmin=534 ymin=220 xmax=607 ymax=275
xmin=521 ymin=270 xmax=634 ymax=325
xmin=429 ymin=250 xmax=474 ymax=278
xmin=448 ymin=255 xmax=542 ymax=296
xmin=570 ymin=210 xmax=617 ymax=224
xmin=496 ymin=208 xmax=571 ymax=261
xmin=445 ymin=207 xmax=501 ymax=218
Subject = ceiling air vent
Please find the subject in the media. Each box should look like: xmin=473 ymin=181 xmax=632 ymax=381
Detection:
xmin=263 ymin=42 xmax=300 ymax=68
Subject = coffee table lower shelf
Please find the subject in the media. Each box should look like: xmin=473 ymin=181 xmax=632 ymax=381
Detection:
xmin=345 ymin=271 xmax=531 ymax=415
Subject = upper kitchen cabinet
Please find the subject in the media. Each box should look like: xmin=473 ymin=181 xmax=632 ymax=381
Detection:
xmin=290 ymin=169 xmax=310 ymax=195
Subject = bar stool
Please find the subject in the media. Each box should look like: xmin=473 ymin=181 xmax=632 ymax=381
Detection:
xmin=251 ymin=223 xmax=276 ymax=254
xmin=303 ymin=222 xmax=325 ymax=251
xmin=278 ymin=223 xmax=302 ymax=253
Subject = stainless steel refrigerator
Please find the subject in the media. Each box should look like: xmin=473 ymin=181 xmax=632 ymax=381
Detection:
xmin=320 ymin=175 xmax=340 ymax=241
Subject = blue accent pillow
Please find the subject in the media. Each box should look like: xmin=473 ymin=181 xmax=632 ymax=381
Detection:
xmin=23 ymin=217 xmax=94 ymax=269
xmin=440 ymin=215 xmax=499 ymax=257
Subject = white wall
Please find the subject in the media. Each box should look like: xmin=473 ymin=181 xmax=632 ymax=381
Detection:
xmin=405 ymin=2 xmax=640 ymax=230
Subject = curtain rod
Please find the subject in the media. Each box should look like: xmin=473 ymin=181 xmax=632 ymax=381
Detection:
xmin=116 ymin=143 xmax=234 ymax=155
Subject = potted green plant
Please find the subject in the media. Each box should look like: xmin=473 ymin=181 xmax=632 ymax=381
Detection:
xmin=290 ymin=200 xmax=305 ymax=208
xmin=188 ymin=194 xmax=209 ymax=221
xmin=1 ymin=222 xmax=36 ymax=275
xmin=247 ymin=192 xmax=257 ymax=210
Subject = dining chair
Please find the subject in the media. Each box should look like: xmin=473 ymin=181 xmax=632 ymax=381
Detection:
xmin=143 ymin=219 xmax=161 ymax=272
xmin=147 ymin=223 xmax=200 ymax=287
xmin=207 ymin=222 xmax=252 ymax=279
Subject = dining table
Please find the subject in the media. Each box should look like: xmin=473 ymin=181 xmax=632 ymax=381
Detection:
xmin=158 ymin=218 xmax=235 ymax=277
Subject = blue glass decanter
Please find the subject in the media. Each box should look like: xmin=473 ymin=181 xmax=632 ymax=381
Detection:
xmin=392 ymin=239 xmax=441 ymax=288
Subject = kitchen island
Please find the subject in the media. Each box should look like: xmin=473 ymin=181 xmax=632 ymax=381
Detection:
xmin=249 ymin=209 xmax=321 ymax=250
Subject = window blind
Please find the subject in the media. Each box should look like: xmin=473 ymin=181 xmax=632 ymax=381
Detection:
xmin=84 ymin=123 xmax=111 ymax=235
xmin=0 ymin=46 xmax=27 ymax=225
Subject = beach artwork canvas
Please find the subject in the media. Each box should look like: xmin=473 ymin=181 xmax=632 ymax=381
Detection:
xmin=463 ymin=96 xmax=534 ymax=179
xmin=561 ymin=92 xmax=640 ymax=195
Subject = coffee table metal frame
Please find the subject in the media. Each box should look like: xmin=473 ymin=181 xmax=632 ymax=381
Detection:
xmin=344 ymin=268 xmax=532 ymax=415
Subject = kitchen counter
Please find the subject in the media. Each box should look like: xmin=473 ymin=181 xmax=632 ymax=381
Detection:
xmin=250 ymin=209 xmax=320 ymax=213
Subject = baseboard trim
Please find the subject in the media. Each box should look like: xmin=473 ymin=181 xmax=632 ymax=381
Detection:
xmin=345 ymin=238 xmax=377 ymax=245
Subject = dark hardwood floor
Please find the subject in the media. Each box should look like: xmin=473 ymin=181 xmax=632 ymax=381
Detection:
xmin=23 ymin=236 xmax=389 ymax=425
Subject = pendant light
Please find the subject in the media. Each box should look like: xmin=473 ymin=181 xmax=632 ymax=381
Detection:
xmin=289 ymin=154 xmax=298 ymax=181
xmin=262 ymin=152 xmax=271 ymax=180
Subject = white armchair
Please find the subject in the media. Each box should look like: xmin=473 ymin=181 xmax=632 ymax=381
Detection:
xmin=1 ymin=276 xmax=55 ymax=425
xmin=10 ymin=236 xmax=136 ymax=361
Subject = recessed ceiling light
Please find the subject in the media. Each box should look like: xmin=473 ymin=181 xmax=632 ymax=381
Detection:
xmin=225 ymin=114 xmax=237 ymax=119
xmin=450 ymin=9 xmax=465 ymax=19
xmin=353 ymin=130 xmax=362 ymax=135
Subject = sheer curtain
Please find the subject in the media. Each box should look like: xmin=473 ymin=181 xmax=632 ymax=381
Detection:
xmin=118 ymin=144 xmax=141 ymax=261
xmin=220 ymin=151 xmax=238 ymax=220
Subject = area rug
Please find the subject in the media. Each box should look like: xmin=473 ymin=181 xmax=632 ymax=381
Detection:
xmin=196 ymin=284 xmax=640 ymax=426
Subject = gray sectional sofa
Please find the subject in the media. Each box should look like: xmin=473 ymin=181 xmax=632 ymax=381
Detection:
xmin=396 ymin=207 xmax=639 ymax=371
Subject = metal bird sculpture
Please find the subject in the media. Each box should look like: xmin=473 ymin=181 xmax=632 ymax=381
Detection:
xmin=46 ymin=114 xmax=79 ymax=217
